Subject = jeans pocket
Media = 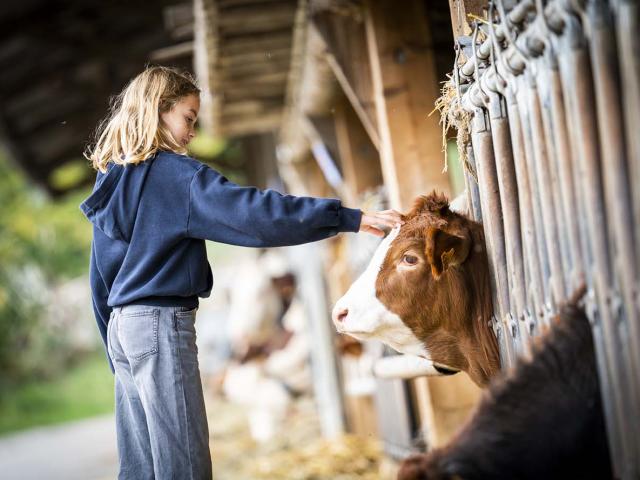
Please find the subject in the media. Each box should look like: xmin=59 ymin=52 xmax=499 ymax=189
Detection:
xmin=175 ymin=307 xmax=198 ymax=352
xmin=106 ymin=311 xmax=115 ymax=360
xmin=118 ymin=309 xmax=160 ymax=361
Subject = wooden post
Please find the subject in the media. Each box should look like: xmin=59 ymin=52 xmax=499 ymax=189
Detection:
xmin=364 ymin=0 xmax=450 ymax=210
xmin=448 ymin=0 xmax=485 ymax=38
xmin=333 ymin=98 xmax=383 ymax=203
xmin=243 ymin=132 xmax=282 ymax=189
xmin=193 ymin=0 xmax=219 ymax=136
xmin=312 ymin=10 xmax=380 ymax=150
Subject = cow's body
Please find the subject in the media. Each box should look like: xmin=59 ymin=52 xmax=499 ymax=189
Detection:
xmin=398 ymin=304 xmax=612 ymax=479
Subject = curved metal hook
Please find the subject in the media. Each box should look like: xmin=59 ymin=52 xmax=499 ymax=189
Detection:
xmin=471 ymin=21 xmax=490 ymax=103
xmin=495 ymin=0 xmax=531 ymax=64
xmin=487 ymin=1 xmax=516 ymax=80
xmin=535 ymin=0 xmax=552 ymax=35
xmin=453 ymin=42 xmax=463 ymax=101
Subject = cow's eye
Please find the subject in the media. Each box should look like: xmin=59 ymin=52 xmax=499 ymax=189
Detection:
xmin=402 ymin=254 xmax=418 ymax=265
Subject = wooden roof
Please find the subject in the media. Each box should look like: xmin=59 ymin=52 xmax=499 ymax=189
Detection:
xmin=195 ymin=0 xmax=298 ymax=138
xmin=0 ymin=0 xmax=194 ymax=195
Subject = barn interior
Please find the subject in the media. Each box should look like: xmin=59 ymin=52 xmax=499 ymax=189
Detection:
xmin=1 ymin=0 xmax=638 ymax=478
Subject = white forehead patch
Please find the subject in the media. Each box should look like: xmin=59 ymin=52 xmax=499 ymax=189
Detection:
xmin=368 ymin=226 xmax=401 ymax=277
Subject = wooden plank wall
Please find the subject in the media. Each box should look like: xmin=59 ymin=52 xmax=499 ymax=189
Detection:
xmin=312 ymin=0 xmax=483 ymax=453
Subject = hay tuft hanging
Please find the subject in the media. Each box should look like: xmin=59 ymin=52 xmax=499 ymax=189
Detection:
xmin=433 ymin=77 xmax=474 ymax=179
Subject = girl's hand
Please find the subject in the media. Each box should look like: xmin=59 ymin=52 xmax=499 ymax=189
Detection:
xmin=359 ymin=209 xmax=404 ymax=237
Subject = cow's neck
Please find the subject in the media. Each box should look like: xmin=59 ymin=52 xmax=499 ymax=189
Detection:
xmin=420 ymin=231 xmax=500 ymax=387
xmin=464 ymin=233 xmax=501 ymax=385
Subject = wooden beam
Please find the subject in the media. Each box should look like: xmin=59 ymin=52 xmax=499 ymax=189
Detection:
xmin=220 ymin=109 xmax=282 ymax=136
xmin=448 ymin=0 xmax=486 ymax=38
xmin=333 ymin=97 xmax=383 ymax=203
xmin=223 ymin=33 xmax=292 ymax=56
xmin=222 ymin=82 xmax=287 ymax=101
xmin=218 ymin=61 xmax=291 ymax=80
xmin=217 ymin=0 xmax=296 ymax=9
xmin=149 ymin=41 xmax=194 ymax=61
xmin=218 ymin=48 xmax=291 ymax=68
xmin=217 ymin=8 xmax=296 ymax=33
xmin=364 ymin=0 xmax=450 ymax=210
xmin=242 ymin=132 xmax=281 ymax=189
xmin=325 ymin=52 xmax=380 ymax=151
xmin=219 ymin=69 xmax=289 ymax=85
xmin=222 ymin=98 xmax=283 ymax=117
xmin=194 ymin=0 xmax=220 ymax=136
xmin=312 ymin=11 xmax=379 ymax=149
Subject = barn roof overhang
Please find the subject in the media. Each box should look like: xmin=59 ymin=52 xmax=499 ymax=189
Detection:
xmin=194 ymin=0 xmax=299 ymax=139
xmin=0 ymin=0 xmax=194 ymax=196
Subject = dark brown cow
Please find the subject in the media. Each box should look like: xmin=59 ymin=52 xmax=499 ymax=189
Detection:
xmin=397 ymin=300 xmax=612 ymax=480
xmin=332 ymin=192 xmax=499 ymax=386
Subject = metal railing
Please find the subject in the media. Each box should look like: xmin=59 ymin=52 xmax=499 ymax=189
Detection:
xmin=451 ymin=0 xmax=640 ymax=476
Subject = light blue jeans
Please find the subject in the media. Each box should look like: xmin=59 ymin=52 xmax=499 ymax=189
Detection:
xmin=107 ymin=305 xmax=212 ymax=480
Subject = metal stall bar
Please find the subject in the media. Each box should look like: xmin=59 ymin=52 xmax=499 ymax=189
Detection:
xmin=514 ymin=73 xmax=555 ymax=325
xmin=532 ymin=50 xmax=574 ymax=298
xmin=526 ymin=67 xmax=567 ymax=306
xmin=613 ymin=0 xmax=640 ymax=279
xmin=462 ymin=41 xmax=517 ymax=366
xmin=490 ymin=0 xmax=564 ymax=326
xmin=540 ymin=16 xmax=586 ymax=294
xmin=491 ymin=0 xmax=568 ymax=329
xmin=457 ymin=1 xmax=640 ymax=474
xmin=503 ymin=83 xmax=546 ymax=341
xmin=584 ymin=0 xmax=640 ymax=467
xmin=482 ymin=66 xmax=528 ymax=355
xmin=613 ymin=6 xmax=640 ymax=463
xmin=554 ymin=8 xmax=634 ymax=477
xmin=489 ymin=10 xmax=546 ymax=344
xmin=530 ymin=0 xmax=584 ymax=296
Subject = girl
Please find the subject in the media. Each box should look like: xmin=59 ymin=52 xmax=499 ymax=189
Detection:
xmin=80 ymin=65 xmax=402 ymax=480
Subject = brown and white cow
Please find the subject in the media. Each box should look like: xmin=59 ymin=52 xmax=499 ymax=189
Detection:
xmin=332 ymin=192 xmax=499 ymax=386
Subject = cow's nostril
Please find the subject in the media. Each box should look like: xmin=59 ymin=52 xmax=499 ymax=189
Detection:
xmin=336 ymin=308 xmax=349 ymax=322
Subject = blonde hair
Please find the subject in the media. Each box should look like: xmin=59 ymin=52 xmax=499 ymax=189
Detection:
xmin=85 ymin=66 xmax=200 ymax=172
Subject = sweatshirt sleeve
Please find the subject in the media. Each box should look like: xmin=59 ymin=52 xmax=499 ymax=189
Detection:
xmin=89 ymin=237 xmax=115 ymax=373
xmin=187 ymin=164 xmax=362 ymax=247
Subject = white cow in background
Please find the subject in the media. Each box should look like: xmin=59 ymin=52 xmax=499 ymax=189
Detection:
xmin=222 ymin=251 xmax=312 ymax=442
xmin=226 ymin=251 xmax=287 ymax=352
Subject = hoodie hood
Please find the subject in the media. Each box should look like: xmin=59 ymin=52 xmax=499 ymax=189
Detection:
xmin=80 ymin=159 xmax=154 ymax=242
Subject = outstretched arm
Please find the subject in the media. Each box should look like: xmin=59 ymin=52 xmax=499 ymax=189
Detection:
xmin=187 ymin=164 xmax=403 ymax=246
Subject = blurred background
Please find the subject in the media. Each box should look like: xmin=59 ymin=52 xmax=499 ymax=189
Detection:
xmin=0 ymin=0 xmax=473 ymax=478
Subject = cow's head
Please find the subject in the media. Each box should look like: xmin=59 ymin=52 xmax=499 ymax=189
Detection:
xmin=332 ymin=192 xmax=499 ymax=386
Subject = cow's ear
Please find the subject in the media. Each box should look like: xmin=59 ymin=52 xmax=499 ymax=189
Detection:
xmin=425 ymin=227 xmax=471 ymax=279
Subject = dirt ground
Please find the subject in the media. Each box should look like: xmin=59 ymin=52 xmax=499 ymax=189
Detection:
xmin=206 ymin=393 xmax=383 ymax=480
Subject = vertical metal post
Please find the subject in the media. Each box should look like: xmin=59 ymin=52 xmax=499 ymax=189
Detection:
xmin=613 ymin=0 xmax=640 ymax=279
xmin=544 ymin=31 xmax=586 ymax=293
xmin=484 ymin=70 xmax=528 ymax=355
xmin=289 ymin=243 xmax=345 ymax=438
xmin=525 ymin=66 xmax=567 ymax=307
xmin=555 ymin=10 xmax=634 ymax=477
xmin=503 ymin=83 xmax=545 ymax=342
xmin=515 ymin=73 xmax=554 ymax=325
xmin=467 ymin=97 xmax=516 ymax=368
xmin=534 ymin=53 xmax=573 ymax=295
xmin=586 ymin=0 xmax=640 ymax=469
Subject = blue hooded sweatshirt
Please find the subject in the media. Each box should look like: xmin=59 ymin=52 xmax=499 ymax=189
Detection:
xmin=79 ymin=151 xmax=362 ymax=371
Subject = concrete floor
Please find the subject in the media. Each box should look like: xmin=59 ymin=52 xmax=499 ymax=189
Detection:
xmin=0 ymin=414 xmax=117 ymax=480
